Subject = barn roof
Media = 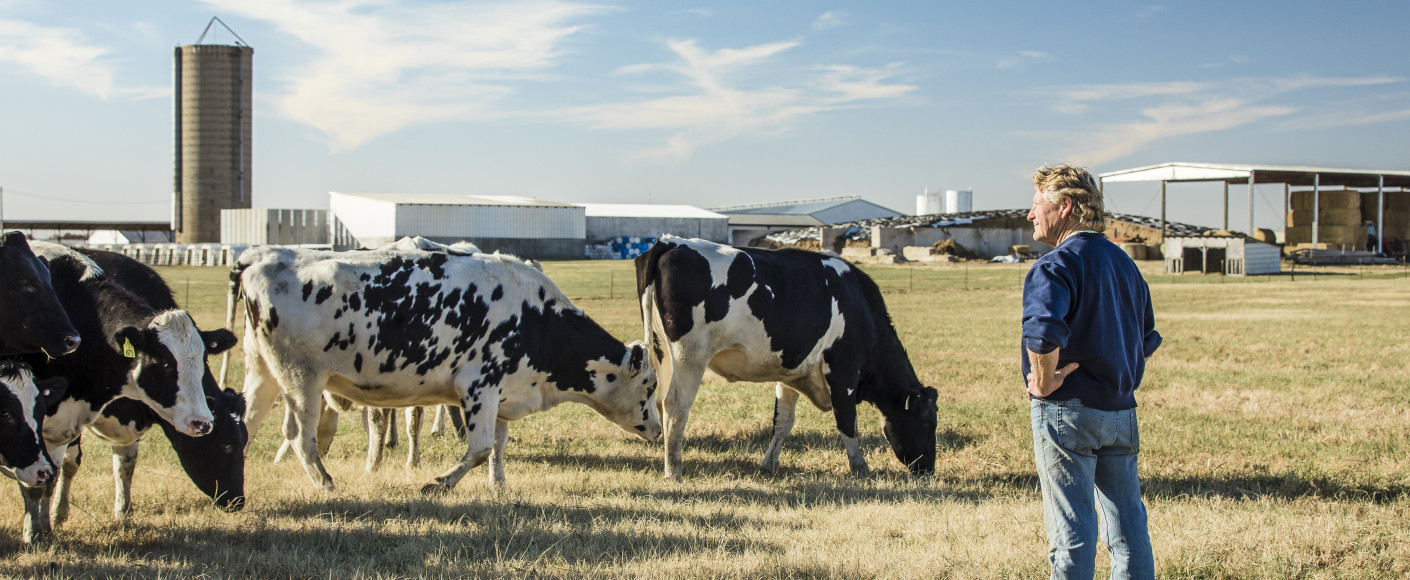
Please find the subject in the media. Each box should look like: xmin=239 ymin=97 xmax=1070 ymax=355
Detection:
xmin=711 ymin=195 xmax=902 ymax=217
xmin=576 ymin=204 xmax=726 ymax=219
xmin=1099 ymin=162 xmax=1410 ymax=188
xmin=331 ymin=192 xmax=579 ymax=208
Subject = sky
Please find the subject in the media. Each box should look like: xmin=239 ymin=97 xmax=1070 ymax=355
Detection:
xmin=1 ymin=1 xmax=1408 ymax=232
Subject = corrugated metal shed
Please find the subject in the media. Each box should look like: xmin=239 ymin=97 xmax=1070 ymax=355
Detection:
xmin=578 ymin=204 xmax=729 ymax=243
xmin=1163 ymin=236 xmax=1281 ymax=276
xmin=329 ymin=192 xmax=586 ymax=258
xmin=711 ymin=196 xmax=903 ymax=246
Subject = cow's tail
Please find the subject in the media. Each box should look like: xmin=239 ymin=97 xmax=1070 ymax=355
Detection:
xmin=219 ymin=260 xmax=249 ymax=389
xmin=635 ymin=244 xmax=675 ymax=403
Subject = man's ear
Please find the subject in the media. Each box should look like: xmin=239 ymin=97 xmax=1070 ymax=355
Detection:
xmin=1059 ymin=197 xmax=1076 ymax=220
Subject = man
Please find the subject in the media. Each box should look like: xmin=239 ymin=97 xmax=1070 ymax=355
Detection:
xmin=1023 ymin=163 xmax=1160 ymax=579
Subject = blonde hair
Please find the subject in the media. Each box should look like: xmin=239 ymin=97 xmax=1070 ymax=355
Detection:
xmin=1032 ymin=163 xmax=1110 ymax=232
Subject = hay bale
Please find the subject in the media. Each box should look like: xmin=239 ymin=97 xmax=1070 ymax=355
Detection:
xmin=1118 ymin=242 xmax=1147 ymax=260
xmin=1251 ymin=228 xmax=1278 ymax=244
xmin=1291 ymin=190 xmax=1361 ymax=211
xmin=1289 ymin=208 xmax=1361 ymax=226
xmin=930 ymin=238 xmax=981 ymax=260
xmin=1285 ymin=225 xmax=1365 ymax=247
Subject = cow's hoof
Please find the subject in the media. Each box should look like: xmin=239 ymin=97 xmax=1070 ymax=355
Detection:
xmin=849 ymin=465 xmax=872 ymax=477
xmin=420 ymin=482 xmax=452 ymax=495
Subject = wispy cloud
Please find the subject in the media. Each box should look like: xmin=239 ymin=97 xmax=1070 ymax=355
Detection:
xmin=200 ymin=0 xmax=609 ymax=151
xmin=996 ymin=50 xmax=1053 ymax=70
xmin=0 ymin=18 xmax=165 ymax=99
xmin=812 ymin=10 xmax=846 ymax=32
xmin=680 ymin=8 xmax=712 ymax=17
xmin=1038 ymin=75 xmax=1404 ymax=165
xmin=1275 ymin=107 xmax=1410 ymax=131
xmin=561 ymin=38 xmax=914 ymax=163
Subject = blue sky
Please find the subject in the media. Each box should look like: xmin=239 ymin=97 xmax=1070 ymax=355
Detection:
xmin=1 ymin=1 xmax=1407 ymax=232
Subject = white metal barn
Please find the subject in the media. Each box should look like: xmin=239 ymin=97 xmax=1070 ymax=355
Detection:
xmin=577 ymin=204 xmax=729 ymax=244
xmin=1163 ymin=236 xmax=1281 ymax=276
xmin=329 ymin=192 xmax=586 ymax=259
xmin=713 ymin=195 xmax=904 ymax=246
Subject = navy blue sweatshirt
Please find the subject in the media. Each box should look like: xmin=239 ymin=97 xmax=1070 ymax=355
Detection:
xmin=1021 ymin=232 xmax=1161 ymax=411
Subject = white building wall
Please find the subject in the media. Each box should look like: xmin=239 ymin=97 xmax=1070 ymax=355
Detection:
xmin=394 ymin=205 xmax=585 ymax=239
xmin=330 ymin=192 xmax=398 ymax=248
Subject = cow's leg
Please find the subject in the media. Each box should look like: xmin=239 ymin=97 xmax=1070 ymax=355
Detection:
xmin=406 ymin=407 xmax=424 ymax=468
xmin=447 ymin=405 xmax=466 ymax=438
xmin=278 ymin=372 xmax=337 ymax=491
xmin=282 ymin=394 xmax=338 ymax=462
xmin=50 ymin=442 xmax=84 ymax=527
xmin=421 ymin=375 xmax=500 ymax=494
xmin=316 ymin=397 xmax=339 ymax=456
xmin=111 ymin=441 xmax=139 ymax=518
xmin=385 ymin=410 xmax=399 ymax=449
xmin=488 ymin=418 xmax=509 ymax=488
xmin=365 ymin=408 xmax=390 ymax=472
xmin=761 ymin=383 xmax=801 ymax=473
xmin=241 ymin=350 xmax=283 ymax=438
xmin=662 ymin=361 xmax=708 ymax=481
xmin=429 ymin=405 xmax=446 ymax=437
xmin=825 ymin=362 xmax=869 ymax=476
xmin=20 ymin=481 xmax=52 ymax=544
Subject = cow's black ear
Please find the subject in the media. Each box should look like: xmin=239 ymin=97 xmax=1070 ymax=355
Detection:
xmin=201 ymin=328 xmax=239 ymax=354
xmin=114 ymin=326 xmax=146 ymax=354
xmin=224 ymin=388 xmax=247 ymax=415
xmin=628 ymin=344 xmax=645 ymax=373
xmin=923 ymin=386 xmax=938 ymax=401
xmin=37 ymin=376 xmax=68 ymax=407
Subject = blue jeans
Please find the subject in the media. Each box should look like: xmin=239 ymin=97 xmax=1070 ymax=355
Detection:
xmin=1031 ymin=398 xmax=1154 ymax=580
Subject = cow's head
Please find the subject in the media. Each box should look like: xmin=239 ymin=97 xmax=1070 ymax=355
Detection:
xmin=161 ymin=381 xmax=247 ymax=512
xmin=0 ymin=233 xmax=81 ymax=358
xmin=0 ymin=361 xmax=67 ymax=487
xmin=585 ymin=342 xmax=661 ymax=442
xmin=875 ymin=385 xmax=938 ymax=475
xmin=117 ymin=310 xmax=239 ymax=437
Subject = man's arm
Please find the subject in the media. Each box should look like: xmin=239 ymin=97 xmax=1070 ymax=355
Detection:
xmin=1027 ymin=348 xmax=1079 ymax=398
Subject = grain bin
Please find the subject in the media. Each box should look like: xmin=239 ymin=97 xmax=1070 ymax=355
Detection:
xmin=173 ymin=43 xmax=253 ymax=243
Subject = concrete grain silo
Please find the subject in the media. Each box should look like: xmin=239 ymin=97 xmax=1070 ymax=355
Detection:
xmin=172 ymin=31 xmax=252 ymax=243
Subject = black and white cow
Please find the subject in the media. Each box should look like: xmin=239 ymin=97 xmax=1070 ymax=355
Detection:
xmin=635 ymin=235 xmax=938 ymax=480
xmin=0 ymin=231 xmax=82 ymax=358
xmin=16 ymin=242 xmax=237 ymax=543
xmin=0 ymin=362 xmax=67 ymax=487
xmin=47 ymin=247 xmax=248 ymax=524
xmin=233 ymin=244 xmax=660 ymax=492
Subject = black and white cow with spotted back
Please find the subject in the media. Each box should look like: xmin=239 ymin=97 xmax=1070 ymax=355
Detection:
xmin=233 ymin=244 xmax=660 ymax=493
xmin=635 ymin=235 xmax=938 ymax=480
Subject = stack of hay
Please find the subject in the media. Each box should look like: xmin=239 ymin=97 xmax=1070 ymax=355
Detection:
xmin=1285 ymin=189 xmax=1363 ymax=249
xmin=1363 ymin=192 xmax=1410 ymax=243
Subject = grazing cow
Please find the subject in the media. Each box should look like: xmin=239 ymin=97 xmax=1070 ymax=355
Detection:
xmin=0 ymin=231 xmax=82 ymax=357
xmin=233 ymin=244 xmax=660 ymax=492
xmin=0 ymin=362 xmax=67 ymax=487
xmin=635 ymin=236 xmax=939 ymax=480
xmin=15 ymin=242 xmax=237 ymax=543
xmin=46 ymin=247 xmax=249 ymax=522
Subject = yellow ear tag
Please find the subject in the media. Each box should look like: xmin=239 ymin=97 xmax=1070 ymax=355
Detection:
xmin=123 ymin=338 xmax=136 ymax=358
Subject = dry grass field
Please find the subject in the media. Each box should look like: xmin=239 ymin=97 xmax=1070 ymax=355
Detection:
xmin=0 ymin=258 xmax=1407 ymax=578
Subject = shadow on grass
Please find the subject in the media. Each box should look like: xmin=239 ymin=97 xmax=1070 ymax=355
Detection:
xmin=1144 ymin=472 xmax=1410 ymax=504
xmin=0 ymin=494 xmax=783 ymax=577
